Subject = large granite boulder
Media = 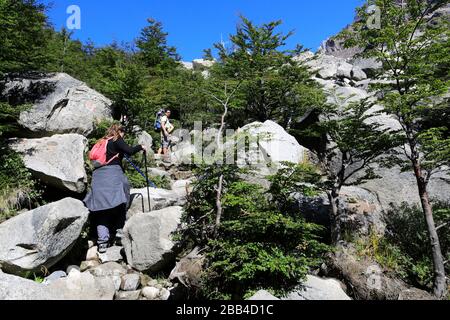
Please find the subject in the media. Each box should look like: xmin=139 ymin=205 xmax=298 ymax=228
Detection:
xmin=0 ymin=270 xmax=59 ymax=300
xmin=283 ymin=275 xmax=351 ymax=300
xmin=47 ymin=268 xmax=116 ymax=300
xmin=235 ymin=120 xmax=311 ymax=175
xmin=123 ymin=206 xmax=182 ymax=273
xmin=10 ymin=134 xmax=88 ymax=193
xmin=128 ymin=187 xmax=187 ymax=217
xmin=0 ymin=198 xmax=89 ymax=275
xmin=1 ymin=72 xmax=113 ymax=137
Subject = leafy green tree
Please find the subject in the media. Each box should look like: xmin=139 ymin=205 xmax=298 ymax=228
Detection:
xmin=346 ymin=0 xmax=450 ymax=298
xmin=102 ymin=56 xmax=147 ymax=128
xmin=211 ymin=16 xmax=325 ymax=128
xmin=0 ymin=0 xmax=50 ymax=74
xmin=305 ymin=99 xmax=399 ymax=242
xmin=136 ymin=18 xmax=180 ymax=70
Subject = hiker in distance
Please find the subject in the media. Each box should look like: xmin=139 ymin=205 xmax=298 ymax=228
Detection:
xmin=84 ymin=123 xmax=147 ymax=253
xmin=156 ymin=109 xmax=174 ymax=159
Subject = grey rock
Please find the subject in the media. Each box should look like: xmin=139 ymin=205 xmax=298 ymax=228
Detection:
xmin=159 ymin=288 xmax=171 ymax=300
xmin=10 ymin=134 xmax=88 ymax=193
xmin=351 ymin=57 xmax=382 ymax=76
xmin=171 ymin=179 xmax=192 ymax=197
xmin=0 ymin=198 xmax=89 ymax=275
xmin=283 ymin=275 xmax=351 ymax=300
xmin=115 ymin=290 xmax=141 ymax=300
xmin=319 ymin=38 xmax=363 ymax=60
xmin=128 ymin=188 xmax=186 ymax=217
xmin=48 ymin=269 xmax=115 ymax=300
xmin=169 ymin=247 xmax=205 ymax=289
xmin=0 ymin=270 xmax=59 ymax=300
xmin=123 ymin=206 xmax=182 ymax=272
xmin=85 ymin=246 xmax=98 ymax=261
xmin=179 ymin=61 xmax=194 ymax=70
xmin=336 ymin=61 xmax=354 ymax=79
xmin=141 ymin=286 xmax=160 ymax=300
xmin=66 ymin=265 xmax=80 ymax=274
xmin=80 ymin=260 xmax=101 ymax=272
xmin=192 ymin=59 xmax=215 ymax=71
xmin=43 ymin=270 xmax=67 ymax=285
xmin=247 ymin=290 xmax=280 ymax=300
xmin=350 ymin=66 xmax=367 ymax=81
xmin=360 ymin=164 xmax=450 ymax=210
xmin=137 ymin=130 xmax=154 ymax=160
xmin=1 ymin=73 xmax=112 ymax=137
xmin=293 ymin=186 xmax=385 ymax=238
xmin=326 ymin=245 xmax=434 ymax=300
xmin=235 ymin=120 xmax=311 ymax=176
xmin=120 ymin=273 xmax=141 ymax=291
xmin=98 ymin=246 xmax=123 ymax=263
xmin=88 ymin=262 xmax=127 ymax=291
xmin=148 ymin=167 xmax=171 ymax=179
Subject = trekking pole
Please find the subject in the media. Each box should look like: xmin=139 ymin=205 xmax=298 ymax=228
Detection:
xmin=143 ymin=150 xmax=151 ymax=212
xmin=124 ymin=154 xmax=155 ymax=212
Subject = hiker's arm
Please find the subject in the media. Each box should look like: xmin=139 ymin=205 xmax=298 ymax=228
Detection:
xmin=116 ymin=138 xmax=143 ymax=156
xmin=161 ymin=121 xmax=169 ymax=137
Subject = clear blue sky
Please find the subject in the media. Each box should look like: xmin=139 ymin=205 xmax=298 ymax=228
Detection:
xmin=43 ymin=0 xmax=365 ymax=61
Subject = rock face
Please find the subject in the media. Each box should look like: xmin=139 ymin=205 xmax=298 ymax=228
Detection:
xmin=192 ymin=59 xmax=216 ymax=71
xmin=283 ymin=275 xmax=351 ymax=300
xmin=360 ymin=165 xmax=450 ymax=211
xmin=10 ymin=134 xmax=88 ymax=193
xmin=1 ymin=73 xmax=113 ymax=137
xmin=326 ymin=245 xmax=434 ymax=300
xmin=128 ymin=188 xmax=187 ymax=217
xmin=123 ymin=206 xmax=182 ymax=273
xmin=169 ymin=247 xmax=204 ymax=289
xmin=247 ymin=290 xmax=280 ymax=300
xmin=236 ymin=120 xmax=310 ymax=175
xmin=88 ymin=262 xmax=127 ymax=291
xmin=48 ymin=269 xmax=116 ymax=300
xmin=0 ymin=270 xmax=59 ymax=300
xmin=0 ymin=198 xmax=89 ymax=275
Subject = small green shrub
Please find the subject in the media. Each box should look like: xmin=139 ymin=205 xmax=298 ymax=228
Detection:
xmin=0 ymin=144 xmax=43 ymax=222
xmin=180 ymin=163 xmax=330 ymax=300
xmin=355 ymin=202 xmax=450 ymax=290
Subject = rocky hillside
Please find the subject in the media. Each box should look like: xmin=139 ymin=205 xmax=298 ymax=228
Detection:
xmin=0 ymin=1 xmax=449 ymax=301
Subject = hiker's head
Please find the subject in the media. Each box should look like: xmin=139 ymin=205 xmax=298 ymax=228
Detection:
xmin=165 ymin=109 xmax=171 ymax=118
xmin=105 ymin=124 xmax=125 ymax=141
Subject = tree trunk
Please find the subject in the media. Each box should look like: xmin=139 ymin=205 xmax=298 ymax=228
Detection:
xmin=327 ymin=189 xmax=342 ymax=244
xmin=214 ymin=174 xmax=224 ymax=237
xmin=413 ymin=161 xmax=447 ymax=299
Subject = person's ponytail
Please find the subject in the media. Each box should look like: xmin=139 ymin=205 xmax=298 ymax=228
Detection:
xmin=104 ymin=123 xmax=124 ymax=142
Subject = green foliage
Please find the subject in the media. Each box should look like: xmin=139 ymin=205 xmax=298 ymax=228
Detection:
xmin=268 ymin=162 xmax=322 ymax=213
xmin=136 ymin=18 xmax=180 ymax=70
xmin=356 ymin=202 xmax=450 ymax=289
xmin=210 ymin=16 xmax=325 ymax=128
xmin=0 ymin=102 xmax=29 ymax=136
xmin=0 ymin=144 xmax=43 ymax=222
xmin=0 ymin=0 xmax=50 ymax=74
xmin=181 ymin=163 xmax=329 ymax=300
xmin=344 ymin=0 xmax=450 ymax=178
xmin=346 ymin=0 xmax=449 ymax=295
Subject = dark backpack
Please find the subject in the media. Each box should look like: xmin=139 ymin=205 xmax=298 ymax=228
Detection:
xmin=154 ymin=109 xmax=165 ymax=132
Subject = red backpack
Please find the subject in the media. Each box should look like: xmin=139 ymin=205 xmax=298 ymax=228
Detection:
xmin=89 ymin=138 xmax=119 ymax=168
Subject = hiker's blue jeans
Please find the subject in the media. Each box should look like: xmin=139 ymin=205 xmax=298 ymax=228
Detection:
xmin=92 ymin=204 xmax=126 ymax=244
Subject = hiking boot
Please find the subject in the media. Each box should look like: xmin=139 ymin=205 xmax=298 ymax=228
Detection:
xmin=98 ymin=242 xmax=109 ymax=254
xmin=114 ymin=229 xmax=124 ymax=246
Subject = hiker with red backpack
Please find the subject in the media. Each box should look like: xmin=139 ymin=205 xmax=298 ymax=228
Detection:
xmin=84 ymin=123 xmax=147 ymax=253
